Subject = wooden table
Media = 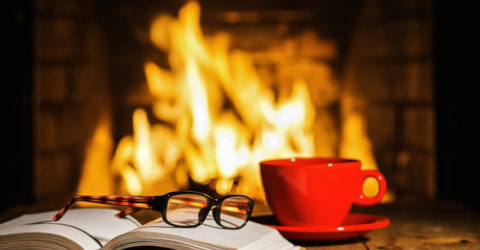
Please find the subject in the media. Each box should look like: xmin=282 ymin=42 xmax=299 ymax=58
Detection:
xmin=2 ymin=201 xmax=479 ymax=249
xmin=293 ymin=201 xmax=480 ymax=249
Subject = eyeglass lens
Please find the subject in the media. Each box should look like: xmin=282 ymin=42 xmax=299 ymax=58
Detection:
xmin=166 ymin=193 xmax=209 ymax=226
xmin=219 ymin=196 xmax=251 ymax=229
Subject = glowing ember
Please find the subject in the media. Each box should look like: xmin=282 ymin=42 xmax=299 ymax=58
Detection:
xmin=77 ymin=1 xmax=386 ymax=202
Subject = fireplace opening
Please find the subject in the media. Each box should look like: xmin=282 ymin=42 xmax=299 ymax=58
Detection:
xmin=5 ymin=0 xmax=456 ymax=213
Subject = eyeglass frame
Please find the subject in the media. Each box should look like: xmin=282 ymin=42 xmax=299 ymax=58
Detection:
xmin=52 ymin=191 xmax=254 ymax=229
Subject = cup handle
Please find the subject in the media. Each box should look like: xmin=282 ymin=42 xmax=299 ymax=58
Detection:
xmin=353 ymin=170 xmax=387 ymax=206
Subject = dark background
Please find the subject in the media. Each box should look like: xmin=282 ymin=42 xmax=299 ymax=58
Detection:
xmin=4 ymin=1 xmax=34 ymax=213
xmin=433 ymin=2 xmax=478 ymax=211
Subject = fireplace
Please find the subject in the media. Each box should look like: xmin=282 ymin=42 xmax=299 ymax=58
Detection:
xmin=4 ymin=0 xmax=447 ymax=212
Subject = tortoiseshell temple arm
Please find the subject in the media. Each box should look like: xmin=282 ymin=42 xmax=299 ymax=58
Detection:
xmin=52 ymin=195 xmax=155 ymax=221
xmin=115 ymin=207 xmax=142 ymax=218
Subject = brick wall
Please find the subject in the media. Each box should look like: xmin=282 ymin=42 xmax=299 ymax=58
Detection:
xmin=346 ymin=0 xmax=434 ymax=200
xmin=34 ymin=0 xmax=110 ymax=202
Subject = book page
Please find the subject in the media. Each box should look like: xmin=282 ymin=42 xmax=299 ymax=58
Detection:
xmin=0 ymin=208 xmax=140 ymax=249
xmin=104 ymin=215 xmax=298 ymax=250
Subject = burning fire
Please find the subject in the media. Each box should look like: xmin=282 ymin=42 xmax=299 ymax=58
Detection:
xmin=78 ymin=2 xmax=388 ymax=202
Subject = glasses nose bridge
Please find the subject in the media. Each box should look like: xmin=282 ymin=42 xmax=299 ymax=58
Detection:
xmin=211 ymin=197 xmax=228 ymax=226
xmin=211 ymin=203 xmax=224 ymax=226
xmin=197 ymin=200 xmax=215 ymax=224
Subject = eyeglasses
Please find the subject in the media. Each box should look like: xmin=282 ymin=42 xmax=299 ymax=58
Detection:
xmin=52 ymin=191 xmax=254 ymax=229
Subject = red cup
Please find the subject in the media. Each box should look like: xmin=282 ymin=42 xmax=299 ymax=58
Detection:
xmin=260 ymin=157 xmax=387 ymax=227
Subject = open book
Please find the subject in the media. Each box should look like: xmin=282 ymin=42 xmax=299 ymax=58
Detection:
xmin=0 ymin=208 xmax=298 ymax=250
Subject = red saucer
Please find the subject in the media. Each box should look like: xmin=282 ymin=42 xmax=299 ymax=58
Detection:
xmin=253 ymin=213 xmax=390 ymax=241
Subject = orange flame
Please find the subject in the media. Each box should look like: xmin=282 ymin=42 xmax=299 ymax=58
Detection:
xmin=77 ymin=1 xmax=386 ymax=202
